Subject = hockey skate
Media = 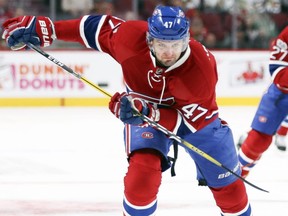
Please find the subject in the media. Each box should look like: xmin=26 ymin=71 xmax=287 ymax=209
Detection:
xmin=274 ymin=134 xmax=287 ymax=151
xmin=238 ymin=148 xmax=260 ymax=179
xmin=236 ymin=132 xmax=248 ymax=150
xmin=237 ymin=132 xmax=255 ymax=178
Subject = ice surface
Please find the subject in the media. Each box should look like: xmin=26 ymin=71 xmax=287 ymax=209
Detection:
xmin=0 ymin=107 xmax=287 ymax=215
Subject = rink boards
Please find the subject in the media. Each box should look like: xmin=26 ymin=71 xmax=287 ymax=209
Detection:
xmin=0 ymin=50 xmax=270 ymax=106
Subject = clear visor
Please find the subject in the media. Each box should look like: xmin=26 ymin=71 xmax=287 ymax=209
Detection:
xmin=147 ymin=33 xmax=189 ymax=54
xmin=153 ymin=39 xmax=185 ymax=53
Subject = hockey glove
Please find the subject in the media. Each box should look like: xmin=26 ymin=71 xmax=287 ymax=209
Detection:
xmin=2 ymin=16 xmax=56 ymax=50
xmin=109 ymin=92 xmax=160 ymax=126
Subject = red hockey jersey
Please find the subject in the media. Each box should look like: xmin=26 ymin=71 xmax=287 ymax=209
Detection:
xmin=54 ymin=15 xmax=219 ymax=132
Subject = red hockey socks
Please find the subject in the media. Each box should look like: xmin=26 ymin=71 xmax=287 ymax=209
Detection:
xmin=123 ymin=149 xmax=162 ymax=216
xmin=238 ymin=129 xmax=272 ymax=177
xmin=210 ymin=179 xmax=252 ymax=215
xmin=240 ymin=129 xmax=272 ymax=160
xmin=277 ymin=125 xmax=288 ymax=136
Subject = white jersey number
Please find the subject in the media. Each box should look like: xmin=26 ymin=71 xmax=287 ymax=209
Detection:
xmin=182 ymin=104 xmax=208 ymax=122
xmin=109 ymin=16 xmax=123 ymax=33
xmin=270 ymin=39 xmax=288 ymax=61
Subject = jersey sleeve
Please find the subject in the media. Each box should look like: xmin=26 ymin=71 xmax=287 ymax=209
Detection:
xmin=54 ymin=15 xmax=125 ymax=58
xmin=54 ymin=15 xmax=147 ymax=64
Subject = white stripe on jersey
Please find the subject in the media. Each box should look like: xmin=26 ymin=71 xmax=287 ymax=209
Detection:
xmin=95 ymin=15 xmax=107 ymax=52
xmin=271 ymin=66 xmax=285 ymax=81
xmin=79 ymin=15 xmax=90 ymax=48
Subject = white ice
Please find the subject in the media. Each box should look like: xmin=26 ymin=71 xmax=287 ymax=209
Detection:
xmin=0 ymin=106 xmax=287 ymax=216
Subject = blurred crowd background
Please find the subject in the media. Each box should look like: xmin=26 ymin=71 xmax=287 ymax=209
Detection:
xmin=0 ymin=0 xmax=288 ymax=50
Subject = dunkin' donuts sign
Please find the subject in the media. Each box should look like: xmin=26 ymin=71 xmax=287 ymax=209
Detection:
xmin=0 ymin=50 xmax=124 ymax=97
xmin=18 ymin=63 xmax=86 ymax=90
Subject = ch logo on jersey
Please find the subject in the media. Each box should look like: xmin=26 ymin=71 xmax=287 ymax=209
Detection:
xmin=156 ymin=68 xmax=163 ymax=75
xmin=141 ymin=132 xmax=154 ymax=139
xmin=258 ymin=116 xmax=267 ymax=123
xmin=147 ymin=69 xmax=164 ymax=88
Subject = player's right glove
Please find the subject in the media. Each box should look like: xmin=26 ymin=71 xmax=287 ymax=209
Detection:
xmin=2 ymin=16 xmax=56 ymax=50
xmin=109 ymin=92 xmax=160 ymax=126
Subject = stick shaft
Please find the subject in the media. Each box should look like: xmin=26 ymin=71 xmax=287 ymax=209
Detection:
xmin=27 ymin=43 xmax=112 ymax=97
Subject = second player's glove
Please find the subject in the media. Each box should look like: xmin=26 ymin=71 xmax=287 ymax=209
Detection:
xmin=109 ymin=92 xmax=160 ymax=126
xmin=2 ymin=16 xmax=56 ymax=50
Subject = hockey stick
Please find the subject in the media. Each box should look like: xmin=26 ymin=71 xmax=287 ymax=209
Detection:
xmin=26 ymin=42 xmax=268 ymax=193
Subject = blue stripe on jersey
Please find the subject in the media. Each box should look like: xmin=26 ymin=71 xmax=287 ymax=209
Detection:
xmin=83 ymin=15 xmax=104 ymax=50
xmin=269 ymin=64 xmax=282 ymax=75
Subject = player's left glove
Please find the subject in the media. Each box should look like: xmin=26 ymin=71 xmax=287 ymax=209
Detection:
xmin=109 ymin=92 xmax=160 ymax=126
xmin=2 ymin=16 xmax=56 ymax=50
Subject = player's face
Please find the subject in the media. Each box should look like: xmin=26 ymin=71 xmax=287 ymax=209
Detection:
xmin=152 ymin=39 xmax=184 ymax=67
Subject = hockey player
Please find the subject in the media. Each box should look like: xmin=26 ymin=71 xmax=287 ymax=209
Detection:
xmin=238 ymin=116 xmax=288 ymax=153
xmin=238 ymin=26 xmax=288 ymax=178
xmin=2 ymin=6 xmax=252 ymax=215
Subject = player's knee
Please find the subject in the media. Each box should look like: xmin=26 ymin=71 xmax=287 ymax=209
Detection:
xmin=124 ymin=149 xmax=162 ymax=206
xmin=210 ymin=179 xmax=251 ymax=215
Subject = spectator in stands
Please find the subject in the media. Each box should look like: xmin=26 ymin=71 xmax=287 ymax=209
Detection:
xmin=281 ymin=0 xmax=288 ymax=12
xmin=189 ymin=14 xmax=217 ymax=48
xmin=232 ymin=9 xmax=249 ymax=49
xmin=14 ymin=7 xmax=25 ymax=17
xmin=214 ymin=0 xmax=234 ymax=13
xmin=252 ymin=0 xmax=281 ymax=13
xmin=189 ymin=15 xmax=207 ymax=41
xmin=244 ymin=12 xmax=277 ymax=49
xmin=204 ymin=32 xmax=217 ymax=48
xmin=90 ymin=0 xmax=114 ymax=16
xmin=61 ymin=0 xmax=93 ymax=18
xmin=138 ymin=0 xmax=158 ymax=20
xmin=165 ymin=0 xmax=186 ymax=8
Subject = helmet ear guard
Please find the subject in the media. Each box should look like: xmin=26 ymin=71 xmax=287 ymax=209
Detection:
xmin=146 ymin=32 xmax=154 ymax=53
